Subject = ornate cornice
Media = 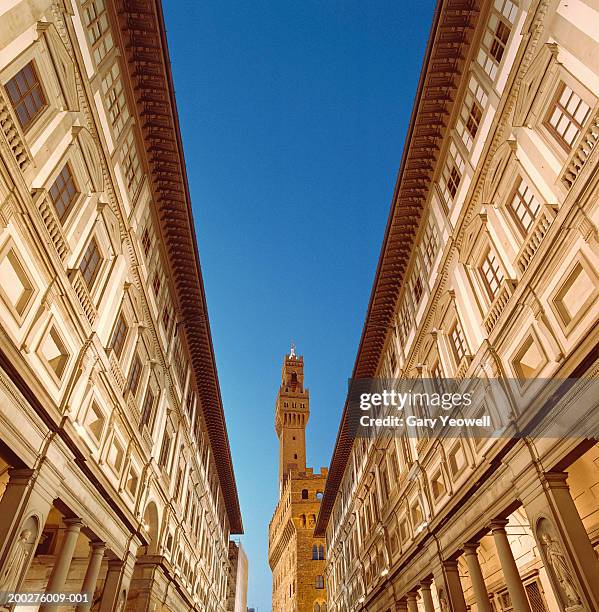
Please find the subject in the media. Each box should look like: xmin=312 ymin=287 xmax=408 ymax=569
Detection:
xmin=113 ymin=0 xmax=242 ymax=533
xmin=315 ymin=0 xmax=480 ymax=537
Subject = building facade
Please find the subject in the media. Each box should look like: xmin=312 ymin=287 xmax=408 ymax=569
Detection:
xmin=226 ymin=541 xmax=248 ymax=612
xmin=316 ymin=0 xmax=599 ymax=611
xmin=269 ymin=350 xmax=327 ymax=612
xmin=0 ymin=0 xmax=242 ymax=610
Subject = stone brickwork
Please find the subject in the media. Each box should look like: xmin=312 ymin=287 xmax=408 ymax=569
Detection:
xmin=269 ymin=351 xmax=328 ymax=611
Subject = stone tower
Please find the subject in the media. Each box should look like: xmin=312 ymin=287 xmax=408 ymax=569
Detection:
xmin=269 ymin=348 xmax=328 ymax=612
xmin=275 ymin=346 xmax=310 ymax=492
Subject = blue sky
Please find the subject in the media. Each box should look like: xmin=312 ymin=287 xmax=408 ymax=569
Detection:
xmin=162 ymin=1 xmax=436 ymax=609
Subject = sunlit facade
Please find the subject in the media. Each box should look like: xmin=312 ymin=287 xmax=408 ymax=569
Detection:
xmin=0 ymin=0 xmax=242 ymax=609
xmin=316 ymin=0 xmax=599 ymax=610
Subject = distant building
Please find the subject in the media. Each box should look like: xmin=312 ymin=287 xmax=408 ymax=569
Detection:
xmin=269 ymin=349 xmax=327 ymax=611
xmin=227 ymin=540 xmax=249 ymax=612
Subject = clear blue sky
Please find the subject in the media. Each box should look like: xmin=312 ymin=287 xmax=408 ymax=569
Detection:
xmin=162 ymin=2 xmax=436 ymax=609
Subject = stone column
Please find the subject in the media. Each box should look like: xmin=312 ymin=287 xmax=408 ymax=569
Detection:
xmin=75 ymin=541 xmax=106 ymax=612
xmin=522 ymin=471 xmax=599 ymax=611
xmin=395 ymin=599 xmax=408 ymax=612
xmin=420 ymin=578 xmax=435 ymax=612
xmin=463 ymin=542 xmax=492 ymax=612
xmin=406 ymin=591 xmax=418 ymax=612
xmin=40 ymin=518 xmax=83 ymax=611
xmin=99 ymin=558 xmax=127 ymax=612
xmin=0 ymin=469 xmax=36 ymax=561
xmin=490 ymin=520 xmax=532 ymax=612
xmin=430 ymin=557 xmax=467 ymax=612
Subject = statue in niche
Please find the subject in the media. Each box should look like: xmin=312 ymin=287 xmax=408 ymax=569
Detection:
xmin=437 ymin=587 xmax=448 ymax=612
xmin=0 ymin=528 xmax=34 ymax=593
xmin=540 ymin=530 xmax=582 ymax=607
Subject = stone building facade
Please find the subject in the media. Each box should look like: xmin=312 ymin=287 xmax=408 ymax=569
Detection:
xmin=0 ymin=0 xmax=242 ymax=610
xmin=269 ymin=351 xmax=327 ymax=612
xmin=226 ymin=541 xmax=248 ymax=612
xmin=316 ymin=0 xmax=599 ymax=611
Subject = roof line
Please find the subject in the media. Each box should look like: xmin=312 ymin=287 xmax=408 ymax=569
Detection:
xmin=315 ymin=0 xmax=478 ymax=536
xmin=115 ymin=0 xmax=243 ymax=533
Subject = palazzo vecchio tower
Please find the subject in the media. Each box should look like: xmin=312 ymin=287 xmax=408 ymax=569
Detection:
xmin=268 ymin=347 xmax=328 ymax=611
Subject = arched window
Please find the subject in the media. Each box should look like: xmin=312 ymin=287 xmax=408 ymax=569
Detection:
xmin=302 ymin=489 xmax=309 ymax=499
xmin=315 ymin=575 xmax=324 ymax=589
xmin=312 ymin=544 xmax=318 ymax=560
xmin=319 ymin=544 xmax=325 ymax=560
xmin=314 ymin=604 xmax=320 ymax=612
xmin=300 ymin=514 xmax=306 ymax=528
xmin=321 ymin=604 xmax=327 ymax=612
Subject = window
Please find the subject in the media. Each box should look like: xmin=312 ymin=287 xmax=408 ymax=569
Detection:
xmin=153 ymin=272 xmax=161 ymax=297
xmin=141 ymin=227 xmax=152 ymax=256
xmin=109 ymin=311 xmax=128 ymax=358
xmin=127 ymin=353 xmax=142 ymax=396
xmin=121 ymin=130 xmax=142 ymax=197
xmin=80 ymin=0 xmax=114 ymax=65
xmin=79 ymin=237 xmax=102 ymax=288
xmin=312 ymin=544 xmax=318 ymax=560
xmin=431 ymin=470 xmax=446 ymax=499
xmin=318 ymin=545 xmax=325 ymax=560
xmin=456 ymin=75 xmax=488 ymax=149
xmin=315 ymin=575 xmax=324 ymax=589
xmin=440 ymin=141 xmax=465 ymax=206
xmin=480 ymin=249 xmax=504 ymax=300
xmin=102 ymin=60 xmax=129 ymax=138
xmin=0 ymin=245 xmax=35 ymax=318
xmin=411 ymin=265 xmax=424 ymax=305
xmin=49 ymin=164 xmax=79 ymax=222
xmin=126 ymin=466 xmax=139 ymax=496
xmin=421 ymin=219 xmax=439 ymax=272
xmin=83 ymin=401 xmax=105 ymax=442
xmin=140 ymin=388 xmax=156 ymax=432
xmin=398 ymin=301 xmax=413 ymax=344
xmin=450 ymin=320 xmax=467 ymax=364
xmin=477 ymin=0 xmax=517 ymax=80
xmin=545 ymin=82 xmax=591 ymax=150
xmin=158 ymin=432 xmax=171 ymax=468
xmin=107 ymin=436 xmax=124 ymax=473
xmin=388 ymin=345 xmax=397 ymax=374
xmin=40 ymin=326 xmax=70 ymax=380
xmin=448 ymin=443 xmax=466 ymax=475
xmin=5 ymin=62 xmax=47 ymax=131
xmin=509 ymin=177 xmax=540 ymax=234
xmin=162 ymin=306 xmax=171 ymax=333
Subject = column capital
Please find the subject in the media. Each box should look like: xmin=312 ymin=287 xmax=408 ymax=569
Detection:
xmin=406 ymin=591 xmax=418 ymax=600
xmin=90 ymin=541 xmax=107 ymax=552
xmin=442 ymin=558 xmax=460 ymax=571
xmin=463 ymin=541 xmax=480 ymax=554
xmin=420 ymin=577 xmax=433 ymax=588
xmin=64 ymin=518 xmax=84 ymax=531
xmin=6 ymin=468 xmax=37 ymax=485
xmin=489 ymin=518 xmax=509 ymax=532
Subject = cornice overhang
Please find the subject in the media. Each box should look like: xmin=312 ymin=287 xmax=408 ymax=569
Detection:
xmin=315 ymin=0 xmax=480 ymax=537
xmin=114 ymin=0 xmax=242 ymax=533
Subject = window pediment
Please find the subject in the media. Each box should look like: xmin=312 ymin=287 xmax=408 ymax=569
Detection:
xmin=513 ymin=43 xmax=559 ymax=128
xmin=36 ymin=22 xmax=79 ymax=112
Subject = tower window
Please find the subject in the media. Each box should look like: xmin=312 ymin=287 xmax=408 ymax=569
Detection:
xmin=302 ymin=489 xmax=309 ymax=499
xmin=294 ymin=453 xmax=297 ymax=460
xmin=315 ymin=575 xmax=324 ymax=589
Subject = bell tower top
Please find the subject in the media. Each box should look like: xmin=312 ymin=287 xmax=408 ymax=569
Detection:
xmin=275 ymin=346 xmax=310 ymax=492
